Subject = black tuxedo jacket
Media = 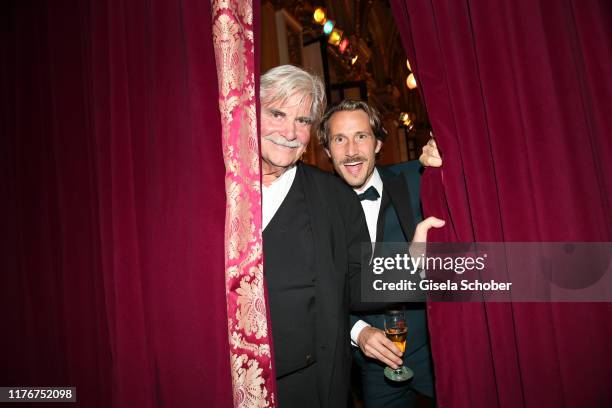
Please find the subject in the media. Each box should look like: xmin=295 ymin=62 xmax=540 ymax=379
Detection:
xmin=350 ymin=161 xmax=431 ymax=361
xmin=376 ymin=162 xmax=421 ymax=244
xmin=271 ymin=162 xmax=371 ymax=408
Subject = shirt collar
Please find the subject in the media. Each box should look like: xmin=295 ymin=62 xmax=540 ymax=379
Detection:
xmin=354 ymin=167 xmax=383 ymax=197
xmin=263 ymin=164 xmax=297 ymax=190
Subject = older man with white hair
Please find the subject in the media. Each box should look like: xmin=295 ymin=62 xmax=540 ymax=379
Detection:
xmin=260 ymin=65 xmax=369 ymax=408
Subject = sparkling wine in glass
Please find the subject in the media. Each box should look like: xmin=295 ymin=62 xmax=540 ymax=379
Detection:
xmin=384 ymin=309 xmax=414 ymax=381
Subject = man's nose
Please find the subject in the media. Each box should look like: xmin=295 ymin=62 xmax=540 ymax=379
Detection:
xmin=346 ymin=138 xmax=358 ymax=156
xmin=281 ymin=120 xmax=297 ymax=140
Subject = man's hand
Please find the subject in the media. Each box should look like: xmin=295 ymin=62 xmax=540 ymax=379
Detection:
xmin=412 ymin=216 xmax=446 ymax=243
xmin=419 ymin=138 xmax=442 ymax=168
xmin=357 ymin=326 xmax=404 ymax=369
xmin=409 ymin=216 xmax=445 ymax=263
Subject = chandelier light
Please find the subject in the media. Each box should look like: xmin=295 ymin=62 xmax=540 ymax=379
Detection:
xmin=406 ymin=73 xmax=417 ymax=89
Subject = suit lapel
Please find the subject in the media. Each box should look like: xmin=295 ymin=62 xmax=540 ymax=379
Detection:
xmin=378 ymin=167 xmax=417 ymax=241
xmin=375 ymin=188 xmax=390 ymax=242
xmin=297 ymin=163 xmax=338 ymax=403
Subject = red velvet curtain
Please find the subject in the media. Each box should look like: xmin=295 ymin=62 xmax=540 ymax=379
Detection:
xmin=392 ymin=0 xmax=612 ymax=406
xmin=1 ymin=1 xmax=233 ymax=406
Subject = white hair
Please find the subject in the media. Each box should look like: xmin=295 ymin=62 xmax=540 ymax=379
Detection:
xmin=260 ymin=65 xmax=326 ymax=123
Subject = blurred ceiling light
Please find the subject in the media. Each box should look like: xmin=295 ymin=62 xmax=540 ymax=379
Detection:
xmin=339 ymin=38 xmax=349 ymax=53
xmin=406 ymin=59 xmax=412 ymax=71
xmin=406 ymin=73 xmax=417 ymax=89
xmin=328 ymin=28 xmax=343 ymax=46
xmin=323 ymin=20 xmax=335 ymax=35
xmin=313 ymin=8 xmax=326 ymax=24
xmin=351 ymin=55 xmax=359 ymax=65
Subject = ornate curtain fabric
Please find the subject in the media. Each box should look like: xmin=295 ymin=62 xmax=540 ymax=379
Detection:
xmin=391 ymin=0 xmax=612 ymax=406
xmin=212 ymin=1 xmax=277 ymax=407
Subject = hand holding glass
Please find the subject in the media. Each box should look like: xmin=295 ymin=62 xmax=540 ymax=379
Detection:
xmin=384 ymin=309 xmax=413 ymax=381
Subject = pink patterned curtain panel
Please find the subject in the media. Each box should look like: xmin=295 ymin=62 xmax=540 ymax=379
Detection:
xmin=212 ymin=1 xmax=276 ymax=407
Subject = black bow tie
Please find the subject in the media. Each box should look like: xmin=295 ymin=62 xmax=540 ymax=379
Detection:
xmin=358 ymin=186 xmax=380 ymax=201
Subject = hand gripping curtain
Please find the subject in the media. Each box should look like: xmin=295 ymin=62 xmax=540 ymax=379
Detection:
xmin=212 ymin=1 xmax=277 ymax=407
xmin=391 ymin=0 xmax=612 ymax=407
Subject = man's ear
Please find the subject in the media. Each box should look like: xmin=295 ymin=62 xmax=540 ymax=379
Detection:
xmin=375 ymin=139 xmax=383 ymax=154
xmin=325 ymin=148 xmax=331 ymax=158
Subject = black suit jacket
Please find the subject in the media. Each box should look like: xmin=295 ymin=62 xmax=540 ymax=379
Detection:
xmin=276 ymin=162 xmax=371 ymax=408
xmin=350 ymin=161 xmax=432 ymax=367
xmin=376 ymin=163 xmax=421 ymax=243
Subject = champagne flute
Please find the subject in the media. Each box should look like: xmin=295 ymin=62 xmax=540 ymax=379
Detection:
xmin=383 ymin=309 xmax=414 ymax=381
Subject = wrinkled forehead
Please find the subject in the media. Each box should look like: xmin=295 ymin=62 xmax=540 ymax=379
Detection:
xmin=262 ymin=89 xmax=313 ymax=116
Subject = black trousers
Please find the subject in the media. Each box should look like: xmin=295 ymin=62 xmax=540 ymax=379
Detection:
xmin=276 ymin=363 xmax=320 ymax=408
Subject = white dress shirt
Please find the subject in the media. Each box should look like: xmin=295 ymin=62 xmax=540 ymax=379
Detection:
xmin=262 ymin=165 xmax=297 ymax=231
xmin=356 ymin=169 xmax=383 ymax=243
xmin=350 ymin=168 xmax=384 ymax=345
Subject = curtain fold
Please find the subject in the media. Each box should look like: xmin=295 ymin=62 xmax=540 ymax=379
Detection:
xmin=212 ymin=0 xmax=277 ymax=407
xmin=1 ymin=1 xmax=233 ymax=406
xmin=392 ymin=0 xmax=612 ymax=406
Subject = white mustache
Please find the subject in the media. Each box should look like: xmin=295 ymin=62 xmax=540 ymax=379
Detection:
xmin=264 ymin=135 xmax=303 ymax=148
